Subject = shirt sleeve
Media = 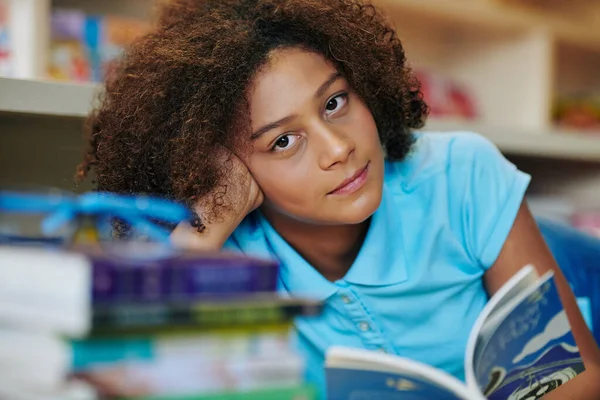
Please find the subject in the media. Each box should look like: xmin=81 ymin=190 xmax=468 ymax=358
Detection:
xmin=448 ymin=132 xmax=531 ymax=269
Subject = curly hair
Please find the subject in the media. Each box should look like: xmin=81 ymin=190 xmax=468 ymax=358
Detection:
xmin=76 ymin=0 xmax=428 ymax=218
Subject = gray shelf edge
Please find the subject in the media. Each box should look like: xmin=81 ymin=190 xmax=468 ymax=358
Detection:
xmin=0 ymin=77 xmax=99 ymax=118
xmin=3 ymin=79 xmax=600 ymax=163
xmin=424 ymin=119 xmax=600 ymax=163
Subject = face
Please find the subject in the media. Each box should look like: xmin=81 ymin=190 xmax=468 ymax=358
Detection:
xmin=245 ymin=47 xmax=384 ymax=225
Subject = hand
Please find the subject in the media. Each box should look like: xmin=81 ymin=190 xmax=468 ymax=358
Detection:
xmin=203 ymin=147 xmax=263 ymax=221
xmin=170 ymin=149 xmax=263 ymax=250
xmin=224 ymin=150 xmax=264 ymax=217
xmin=541 ymin=367 xmax=600 ymax=400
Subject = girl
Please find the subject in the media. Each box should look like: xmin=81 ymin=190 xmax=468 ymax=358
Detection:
xmin=78 ymin=0 xmax=600 ymax=398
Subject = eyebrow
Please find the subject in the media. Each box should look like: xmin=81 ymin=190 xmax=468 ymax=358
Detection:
xmin=250 ymin=72 xmax=343 ymax=140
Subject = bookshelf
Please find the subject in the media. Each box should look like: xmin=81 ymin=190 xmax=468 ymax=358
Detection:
xmin=374 ymin=0 xmax=600 ymax=207
xmin=1 ymin=0 xmax=600 ymax=206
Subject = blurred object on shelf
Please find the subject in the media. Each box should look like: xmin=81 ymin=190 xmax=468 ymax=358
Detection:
xmin=415 ymin=69 xmax=478 ymax=121
xmin=493 ymin=0 xmax=597 ymax=15
xmin=571 ymin=210 xmax=600 ymax=239
xmin=2 ymin=0 xmax=50 ymax=79
xmin=527 ymin=195 xmax=575 ymax=226
xmin=102 ymin=15 xmax=149 ymax=79
xmin=528 ymin=194 xmax=600 ymax=239
xmin=0 ymin=188 xmax=191 ymax=256
xmin=553 ymin=93 xmax=600 ymax=133
xmin=47 ymin=9 xmax=89 ymax=82
xmin=48 ymin=8 xmax=149 ymax=83
xmin=495 ymin=0 xmax=586 ymax=6
xmin=0 ymin=0 xmax=12 ymax=77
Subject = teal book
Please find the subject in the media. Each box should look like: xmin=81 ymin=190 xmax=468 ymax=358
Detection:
xmin=132 ymin=384 xmax=318 ymax=400
xmin=71 ymin=330 xmax=291 ymax=371
xmin=325 ymin=265 xmax=585 ymax=400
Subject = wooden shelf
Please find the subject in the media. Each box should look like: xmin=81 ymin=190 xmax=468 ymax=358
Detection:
xmin=0 ymin=78 xmax=98 ymax=118
xmin=424 ymin=118 xmax=600 ymax=163
xmin=374 ymin=0 xmax=600 ymax=50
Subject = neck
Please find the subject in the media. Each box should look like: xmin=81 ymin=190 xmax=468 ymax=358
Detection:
xmin=260 ymin=207 xmax=370 ymax=282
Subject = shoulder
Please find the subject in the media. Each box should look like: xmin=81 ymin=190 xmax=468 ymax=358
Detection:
xmin=386 ymin=131 xmax=529 ymax=268
xmin=384 ymin=131 xmax=501 ymax=191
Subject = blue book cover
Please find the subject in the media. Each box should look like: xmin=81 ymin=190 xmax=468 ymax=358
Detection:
xmin=473 ymin=271 xmax=584 ymax=400
xmin=327 ymin=368 xmax=468 ymax=400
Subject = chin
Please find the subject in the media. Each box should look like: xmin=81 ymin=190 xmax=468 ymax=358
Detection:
xmin=273 ymin=181 xmax=383 ymax=226
xmin=335 ymin=189 xmax=383 ymax=225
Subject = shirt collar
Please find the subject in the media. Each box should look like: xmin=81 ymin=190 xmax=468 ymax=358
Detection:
xmin=342 ymin=183 xmax=408 ymax=286
xmin=258 ymin=182 xmax=408 ymax=301
xmin=259 ymin=215 xmax=339 ymax=301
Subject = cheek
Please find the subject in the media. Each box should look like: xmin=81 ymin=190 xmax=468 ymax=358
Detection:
xmin=346 ymin=97 xmax=380 ymax=150
xmin=356 ymin=105 xmax=380 ymax=145
xmin=248 ymin=158 xmax=317 ymax=208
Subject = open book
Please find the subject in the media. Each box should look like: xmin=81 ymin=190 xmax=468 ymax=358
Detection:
xmin=325 ymin=265 xmax=585 ymax=400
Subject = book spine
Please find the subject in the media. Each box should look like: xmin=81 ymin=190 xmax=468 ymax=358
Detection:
xmin=91 ymin=301 xmax=322 ymax=333
xmin=92 ymin=256 xmax=279 ymax=304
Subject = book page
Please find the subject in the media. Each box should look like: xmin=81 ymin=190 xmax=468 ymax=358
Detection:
xmin=464 ymin=265 xmax=538 ymax=390
xmin=472 ymin=273 xmax=584 ymax=400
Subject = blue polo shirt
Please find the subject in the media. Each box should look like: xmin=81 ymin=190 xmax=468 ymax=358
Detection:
xmin=224 ymin=131 xmax=531 ymax=393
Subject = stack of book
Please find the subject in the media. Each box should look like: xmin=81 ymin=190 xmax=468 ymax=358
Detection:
xmin=0 ymin=245 xmax=321 ymax=400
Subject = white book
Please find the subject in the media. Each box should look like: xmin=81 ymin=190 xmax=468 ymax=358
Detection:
xmin=0 ymin=329 xmax=71 ymax=391
xmin=0 ymin=246 xmax=91 ymax=337
xmin=0 ymin=379 xmax=97 ymax=400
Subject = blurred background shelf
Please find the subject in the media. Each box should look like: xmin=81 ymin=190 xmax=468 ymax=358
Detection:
xmin=377 ymin=0 xmax=600 ymax=49
xmin=374 ymin=0 xmax=600 ymax=210
xmin=0 ymin=77 xmax=98 ymax=117
xmin=2 ymin=76 xmax=599 ymax=164
xmin=425 ymin=119 xmax=600 ymax=163
xmin=1 ymin=0 xmax=600 ymax=215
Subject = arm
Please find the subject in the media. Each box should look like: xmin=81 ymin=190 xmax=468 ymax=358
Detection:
xmin=484 ymin=200 xmax=600 ymax=400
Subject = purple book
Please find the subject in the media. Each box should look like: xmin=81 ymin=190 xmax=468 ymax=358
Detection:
xmin=90 ymin=251 xmax=279 ymax=304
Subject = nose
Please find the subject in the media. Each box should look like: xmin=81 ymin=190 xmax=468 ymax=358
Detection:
xmin=314 ymin=122 xmax=355 ymax=170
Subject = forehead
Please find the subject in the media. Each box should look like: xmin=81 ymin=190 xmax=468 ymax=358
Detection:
xmin=248 ymin=48 xmax=338 ymax=123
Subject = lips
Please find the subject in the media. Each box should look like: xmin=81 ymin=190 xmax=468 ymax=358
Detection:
xmin=328 ymin=163 xmax=370 ymax=195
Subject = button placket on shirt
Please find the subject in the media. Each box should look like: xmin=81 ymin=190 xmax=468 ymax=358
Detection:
xmin=334 ymin=286 xmax=393 ymax=354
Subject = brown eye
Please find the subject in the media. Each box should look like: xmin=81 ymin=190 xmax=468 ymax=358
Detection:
xmin=275 ymin=136 xmax=289 ymax=148
xmin=270 ymin=134 xmax=299 ymax=153
xmin=324 ymin=93 xmax=348 ymax=116
xmin=326 ymin=98 xmax=339 ymax=111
